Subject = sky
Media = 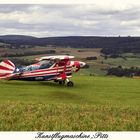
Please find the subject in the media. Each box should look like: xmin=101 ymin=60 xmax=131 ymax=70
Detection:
xmin=0 ymin=1 xmax=140 ymax=37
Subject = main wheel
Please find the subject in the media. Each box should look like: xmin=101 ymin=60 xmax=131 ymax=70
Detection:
xmin=67 ymin=81 xmax=74 ymax=87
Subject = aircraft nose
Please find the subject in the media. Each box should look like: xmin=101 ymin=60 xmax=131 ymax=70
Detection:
xmin=79 ymin=61 xmax=86 ymax=68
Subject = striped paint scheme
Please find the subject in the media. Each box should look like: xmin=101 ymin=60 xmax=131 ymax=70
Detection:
xmin=0 ymin=60 xmax=15 ymax=79
xmin=21 ymin=66 xmax=72 ymax=79
xmin=0 ymin=59 xmax=73 ymax=81
xmin=18 ymin=71 xmax=72 ymax=81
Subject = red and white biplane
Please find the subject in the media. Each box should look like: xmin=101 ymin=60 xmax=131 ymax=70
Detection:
xmin=0 ymin=55 xmax=86 ymax=86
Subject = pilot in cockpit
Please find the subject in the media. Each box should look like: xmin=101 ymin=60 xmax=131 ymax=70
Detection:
xmin=39 ymin=60 xmax=54 ymax=69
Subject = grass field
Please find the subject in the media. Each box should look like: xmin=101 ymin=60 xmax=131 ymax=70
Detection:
xmin=0 ymin=76 xmax=139 ymax=131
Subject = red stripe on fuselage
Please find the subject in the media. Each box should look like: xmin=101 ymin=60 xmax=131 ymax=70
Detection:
xmin=23 ymin=69 xmax=62 ymax=76
xmin=22 ymin=71 xmax=59 ymax=78
xmin=28 ymin=66 xmax=72 ymax=74
xmin=0 ymin=73 xmax=11 ymax=77
xmin=21 ymin=70 xmax=72 ymax=78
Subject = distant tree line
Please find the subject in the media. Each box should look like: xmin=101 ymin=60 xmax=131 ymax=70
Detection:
xmin=107 ymin=66 xmax=140 ymax=77
xmin=1 ymin=50 xmax=56 ymax=57
xmin=0 ymin=44 xmax=34 ymax=49
xmin=101 ymin=46 xmax=140 ymax=55
xmin=1 ymin=36 xmax=140 ymax=55
xmin=1 ymin=36 xmax=140 ymax=49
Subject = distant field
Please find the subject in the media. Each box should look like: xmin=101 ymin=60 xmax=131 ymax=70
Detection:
xmin=0 ymin=76 xmax=139 ymax=131
xmin=0 ymin=47 xmax=140 ymax=75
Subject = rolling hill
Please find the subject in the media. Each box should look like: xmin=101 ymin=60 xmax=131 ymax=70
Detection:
xmin=0 ymin=35 xmax=140 ymax=55
xmin=0 ymin=35 xmax=139 ymax=47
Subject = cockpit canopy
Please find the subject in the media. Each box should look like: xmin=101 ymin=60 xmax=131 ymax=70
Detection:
xmin=16 ymin=60 xmax=56 ymax=73
xmin=39 ymin=60 xmax=55 ymax=69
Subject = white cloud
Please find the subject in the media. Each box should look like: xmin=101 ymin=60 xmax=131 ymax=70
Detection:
xmin=0 ymin=3 xmax=140 ymax=37
xmin=121 ymin=20 xmax=140 ymax=26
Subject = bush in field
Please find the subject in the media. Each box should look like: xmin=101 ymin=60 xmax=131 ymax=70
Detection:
xmin=86 ymin=56 xmax=97 ymax=60
xmin=107 ymin=66 xmax=140 ymax=77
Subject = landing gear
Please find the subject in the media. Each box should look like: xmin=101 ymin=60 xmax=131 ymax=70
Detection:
xmin=55 ymin=78 xmax=74 ymax=87
xmin=67 ymin=81 xmax=74 ymax=87
xmin=66 ymin=78 xmax=74 ymax=87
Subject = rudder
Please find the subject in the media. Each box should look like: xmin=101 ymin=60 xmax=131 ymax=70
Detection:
xmin=0 ymin=60 xmax=15 ymax=79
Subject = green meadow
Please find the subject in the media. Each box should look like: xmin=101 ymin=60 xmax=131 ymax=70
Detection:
xmin=0 ymin=76 xmax=139 ymax=131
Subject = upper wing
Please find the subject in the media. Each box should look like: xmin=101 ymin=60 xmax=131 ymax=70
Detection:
xmin=35 ymin=55 xmax=74 ymax=61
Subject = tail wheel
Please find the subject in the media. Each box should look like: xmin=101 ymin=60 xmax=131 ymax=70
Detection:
xmin=67 ymin=81 xmax=74 ymax=87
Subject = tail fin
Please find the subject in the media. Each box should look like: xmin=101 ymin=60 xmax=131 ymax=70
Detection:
xmin=0 ymin=60 xmax=15 ymax=79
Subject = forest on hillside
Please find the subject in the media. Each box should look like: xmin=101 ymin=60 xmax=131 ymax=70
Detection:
xmin=0 ymin=35 xmax=140 ymax=55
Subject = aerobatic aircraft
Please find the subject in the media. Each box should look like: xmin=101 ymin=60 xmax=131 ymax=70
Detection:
xmin=0 ymin=55 xmax=86 ymax=86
